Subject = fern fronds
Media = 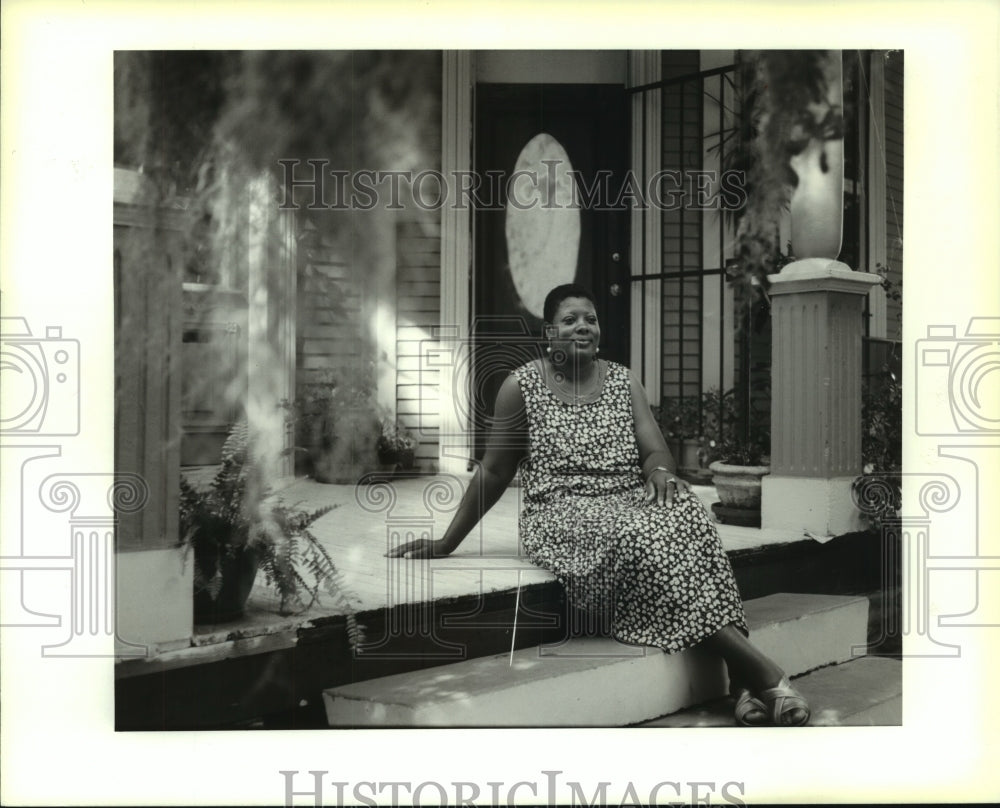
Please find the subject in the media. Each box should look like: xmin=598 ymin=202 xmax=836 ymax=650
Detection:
xmin=180 ymin=418 xmax=362 ymax=646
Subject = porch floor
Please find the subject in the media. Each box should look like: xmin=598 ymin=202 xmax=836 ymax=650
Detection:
xmin=119 ymin=474 xmax=813 ymax=676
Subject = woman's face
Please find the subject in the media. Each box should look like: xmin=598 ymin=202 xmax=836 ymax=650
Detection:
xmin=547 ymin=296 xmax=601 ymax=363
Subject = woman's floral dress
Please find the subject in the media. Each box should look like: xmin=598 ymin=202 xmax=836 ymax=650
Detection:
xmin=513 ymin=360 xmax=748 ymax=652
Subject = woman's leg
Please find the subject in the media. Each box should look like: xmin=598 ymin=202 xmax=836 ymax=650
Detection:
xmin=701 ymin=623 xmax=785 ymax=690
xmin=700 ymin=623 xmax=810 ymax=725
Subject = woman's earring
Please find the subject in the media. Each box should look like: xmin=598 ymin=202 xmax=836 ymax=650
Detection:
xmin=595 ymin=347 xmax=600 ymax=355
xmin=546 ymin=344 xmax=552 ymax=354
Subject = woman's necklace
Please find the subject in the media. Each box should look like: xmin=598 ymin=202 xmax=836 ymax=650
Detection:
xmin=546 ymin=359 xmax=605 ymax=404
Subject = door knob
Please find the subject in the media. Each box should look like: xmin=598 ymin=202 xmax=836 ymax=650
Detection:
xmin=609 ymin=283 xmax=622 ymax=297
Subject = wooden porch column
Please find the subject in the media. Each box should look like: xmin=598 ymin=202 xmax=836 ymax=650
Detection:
xmin=761 ymin=261 xmax=881 ymax=535
xmin=114 ymin=170 xmax=192 ymax=654
xmin=439 ymin=51 xmax=474 ymax=473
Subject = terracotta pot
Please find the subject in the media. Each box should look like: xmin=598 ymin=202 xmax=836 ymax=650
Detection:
xmin=708 ymin=461 xmax=771 ymax=510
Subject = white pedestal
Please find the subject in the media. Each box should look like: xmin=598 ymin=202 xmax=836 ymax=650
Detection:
xmin=761 ymin=475 xmax=865 ymax=538
xmin=763 ymin=260 xmax=881 ymax=535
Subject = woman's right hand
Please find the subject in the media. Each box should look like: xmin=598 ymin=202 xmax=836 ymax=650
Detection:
xmin=384 ymin=538 xmax=453 ymax=559
xmin=385 ymin=375 xmax=526 ymax=563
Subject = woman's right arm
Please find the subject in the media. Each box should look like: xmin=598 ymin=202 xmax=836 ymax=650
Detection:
xmin=386 ymin=372 xmax=528 ymax=558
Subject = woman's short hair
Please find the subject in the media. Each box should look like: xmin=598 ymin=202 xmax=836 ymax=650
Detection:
xmin=543 ymin=283 xmax=598 ymax=324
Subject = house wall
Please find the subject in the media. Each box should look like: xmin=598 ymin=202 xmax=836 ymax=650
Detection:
xmin=883 ymin=51 xmax=904 ymax=340
xmin=296 ymin=221 xmax=366 ymax=389
xmin=294 ymin=52 xmax=445 ymax=476
xmin=293 ymin=215 xmax=379 ymax=477
xmin=396 ymin=217 xmax=442 ymax=470
xmin=475 ymin=51 xmax=626 ymax=84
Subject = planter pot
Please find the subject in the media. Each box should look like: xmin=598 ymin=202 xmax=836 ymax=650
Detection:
xmin=193 ymin=543 xmax=260 ymax=624
xmin=377 ymin=448 xmax=399 ymax=467
xmin=708 ymin=461 xmax=771 ymax=510
xmin=789 ymin=137 xmax=844 ymax=260
xmin=787 ymin=51 xmax=844 ymax=261
xmin=375 ymin=447 xmax=416 ymax=473
xmin=311 ymin=408 xmax=380 ymax=484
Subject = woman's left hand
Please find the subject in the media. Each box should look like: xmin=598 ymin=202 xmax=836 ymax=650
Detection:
xmin=644 ymin=468 xmax=689 ymax=508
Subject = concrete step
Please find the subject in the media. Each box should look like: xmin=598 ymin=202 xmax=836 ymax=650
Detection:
xmin=323 ymin=592 xmax=868 ymax=727
xmin=637 ymin=655 xmax=901 ymax=727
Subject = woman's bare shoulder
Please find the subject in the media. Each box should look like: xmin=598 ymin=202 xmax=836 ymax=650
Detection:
xmin=496 ymin=370 xmax=528 ymax=407
xmin=603 ymin=360 xmax=639 ymax=385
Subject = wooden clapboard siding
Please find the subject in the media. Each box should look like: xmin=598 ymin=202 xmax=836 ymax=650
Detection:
xmin=883 ymin=51 xmax=904 ymax=340
xmin=395 ymin=217 xmax=442 ymax=468
xmin=659 ymin=51 xmax=704 ymax=404
xmin=295 ymin=222 xmax=367 ymax=391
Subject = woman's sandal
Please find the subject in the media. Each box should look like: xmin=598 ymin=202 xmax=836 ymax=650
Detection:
xmin=759 ymin=677 xmax=811 ymax=726
xmin=733 ymin=688 xmax=768 ymax=727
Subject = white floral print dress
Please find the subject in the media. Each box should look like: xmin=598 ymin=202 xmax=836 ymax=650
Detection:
xmin=513 ymin=360 xmax=748 ymax=653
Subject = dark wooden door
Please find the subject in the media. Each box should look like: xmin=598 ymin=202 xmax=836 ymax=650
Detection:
xmin=473 ymin=83 xmax=629 ymax=458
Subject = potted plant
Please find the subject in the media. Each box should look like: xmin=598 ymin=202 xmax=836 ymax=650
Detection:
xmin=180 ymin=420 xmax=361 ymax=634
xmin=377 ymin=418 xmax=417 ymax=471
xmin=655 ymin=396 xmax=709 ymax=484
xmin=702 ymin=388 xmax=771 ymax=527
xmin=851 ymin=338 xmax=902 ymax=531
xmin=287 ymin=366 xmax=381 ymax=484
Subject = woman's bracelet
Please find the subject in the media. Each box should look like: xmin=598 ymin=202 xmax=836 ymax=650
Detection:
xmin=646 ymin=465 xmax=676 ymax=482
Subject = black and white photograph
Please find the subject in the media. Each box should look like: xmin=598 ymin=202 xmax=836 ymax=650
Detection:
xmin=111 ymin=47 xmax=904 ymax=734
xmin=2 ymin=2 xmax=998 ymax=806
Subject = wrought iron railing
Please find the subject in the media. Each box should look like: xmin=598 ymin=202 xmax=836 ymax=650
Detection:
xmin=627 ymin=60 xmax=763 ymax=448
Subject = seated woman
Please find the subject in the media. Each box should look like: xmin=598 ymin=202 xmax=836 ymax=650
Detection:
xmin=388 ymin=283 xmax=809 ymax=726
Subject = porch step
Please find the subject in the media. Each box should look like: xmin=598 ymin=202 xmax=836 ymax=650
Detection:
xmin=323 ymin=592 xmax=868 ymax=727
xmin=636 ymin=655 xmax=902 ymax=727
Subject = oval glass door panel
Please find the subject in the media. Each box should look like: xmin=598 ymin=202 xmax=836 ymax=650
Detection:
xmin=504 ymin=133 xmax=579 ymax=319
